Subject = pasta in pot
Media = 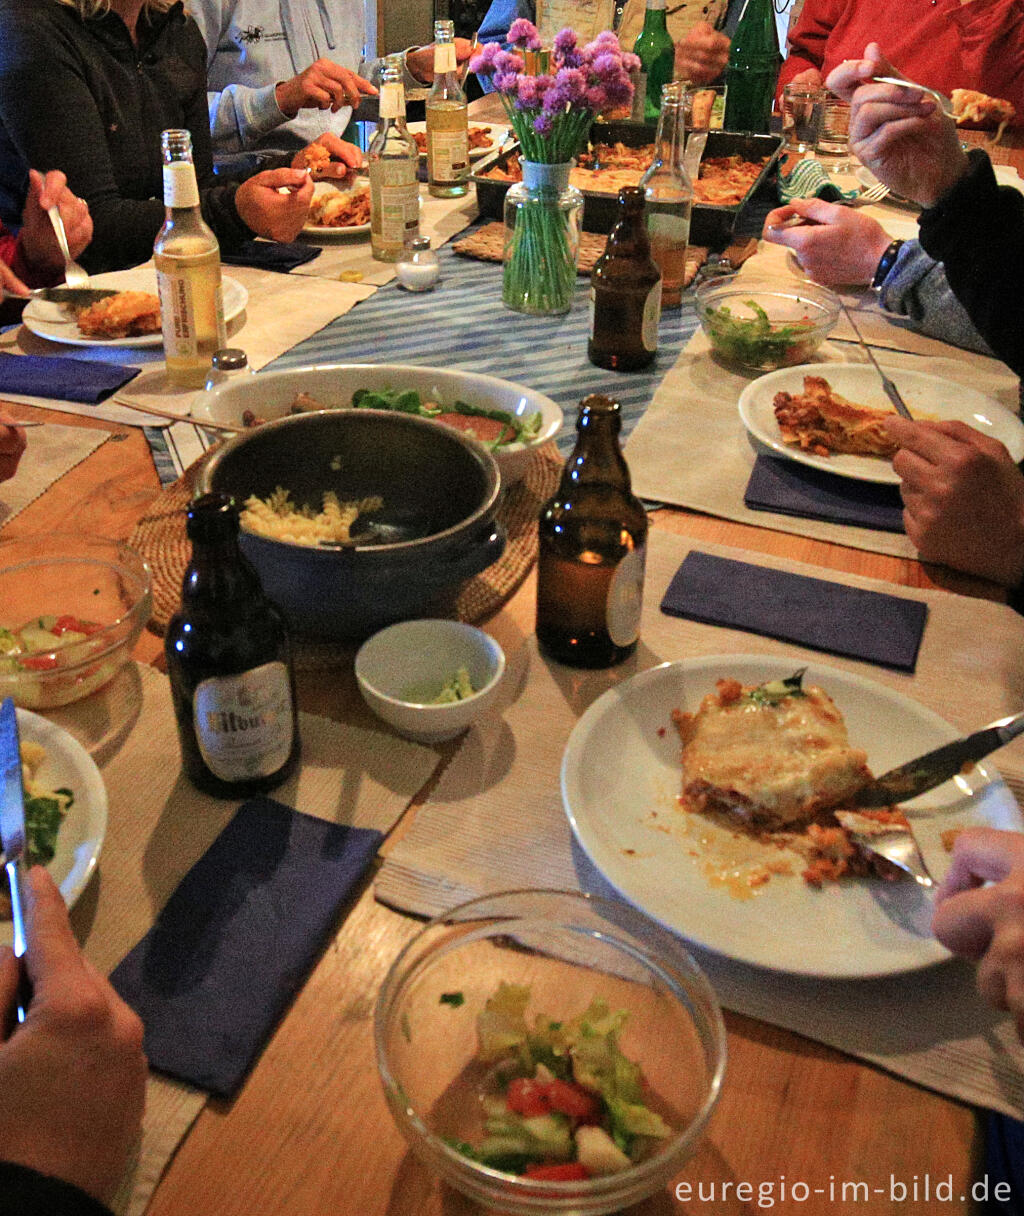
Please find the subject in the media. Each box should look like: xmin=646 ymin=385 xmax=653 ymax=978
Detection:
xmin=241 ymin=488 xmax=383 ymax=546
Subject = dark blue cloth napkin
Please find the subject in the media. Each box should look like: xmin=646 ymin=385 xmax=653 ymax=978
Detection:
xmin=221 ymin=239 xmax=321 ymax=272
xmin=0 ymin=351 xmax=139 ymax=404
xmin=661 ymin=551 xmax=928 ymax=671
xmin=745 ymin=456 xmax=906 ymax=532
xmin=110 ymin=797 xmax=382 ymax=1098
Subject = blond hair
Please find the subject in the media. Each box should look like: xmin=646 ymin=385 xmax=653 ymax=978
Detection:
xmin=54 ymin=0 xmax=175 ymax=17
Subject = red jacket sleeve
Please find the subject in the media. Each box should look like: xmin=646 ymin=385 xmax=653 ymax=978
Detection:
xmin=777 ymin=0 xmax=849 ymax=96
xmin=0 ymin=224 xmax=17 ymax=269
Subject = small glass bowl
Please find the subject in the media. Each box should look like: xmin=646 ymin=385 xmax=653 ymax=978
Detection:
xmin=695 ymin=276 xmax=840 ymax=371
xmin=0 ymin=536 xmax=152 ymax=709
xmin=374 ymin=889 xmax=726 ymax=1215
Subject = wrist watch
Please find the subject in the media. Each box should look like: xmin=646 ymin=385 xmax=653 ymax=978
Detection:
xmin=871 ymin=239 xmax=904 ymax=292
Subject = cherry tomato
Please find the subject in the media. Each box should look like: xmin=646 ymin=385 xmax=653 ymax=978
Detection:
xmin=52 ymin=615 xmax=104 ymax=636
xmin=524 ymin=1162 xmax=591 ymax=1181
xmin=20 ymin=654 xmax=60 ymax=671
xmin=506 ymin=1077 xmax=551 ymax=1118
xmin=545 ymin=1079 xmax=601 ymax=1120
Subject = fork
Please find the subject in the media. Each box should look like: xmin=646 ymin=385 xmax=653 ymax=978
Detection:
xmin=47 ymin=206 xmax=90 ymax=289
xmin=870 ymin=76 xmax=954 ymax=118
xmin=849 ymin=181 xmax=889 ymax=206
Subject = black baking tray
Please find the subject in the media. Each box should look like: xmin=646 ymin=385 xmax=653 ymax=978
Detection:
xmin=471 ymin=123 xmax=784 ymax=248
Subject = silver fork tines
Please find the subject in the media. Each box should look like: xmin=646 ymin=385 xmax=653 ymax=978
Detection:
xmin=47 ymin=206 xmax=90 ymax=289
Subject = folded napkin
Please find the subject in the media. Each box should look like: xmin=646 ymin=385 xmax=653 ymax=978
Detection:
xmin=220 ymin=239 xmax=321 ymax=272
xmin=778 ymin=159 xmax=859 ymax=204
xmin=744 ymin=456 xmax=906 ymax=532
xmin=661 ymin=550 xmax=927 ymax=671
xmin=111 ymin=797 xmax=382 ymax=1098
xmin=0 ymin=351 xmax=139 ymax=404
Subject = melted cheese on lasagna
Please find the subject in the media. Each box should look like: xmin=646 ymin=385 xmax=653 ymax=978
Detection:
xmin=772 ymin=375 xmax=900 ymax=459
xmin=951 ymin=89 xmax=1015 ymax=130
xmin=674 ymin=678 xmax=870 ymax=827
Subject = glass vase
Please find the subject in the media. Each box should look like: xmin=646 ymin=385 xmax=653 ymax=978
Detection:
xmin=502 ymin=161 xmax=583 ymax=316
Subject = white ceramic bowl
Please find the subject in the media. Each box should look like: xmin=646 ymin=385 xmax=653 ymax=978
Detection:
xmin=355 ymin=620 xmax=506 ymax=743
xmin=192 ymin=362 xmax=563 ymax=484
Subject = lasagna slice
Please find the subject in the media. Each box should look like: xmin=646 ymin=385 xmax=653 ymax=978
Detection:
xmin=673 ymin=673 xmax=871 ymax=829
xmin=76 ymin=291 xmax=161 ymax=339
xmin=772 ymin=375 xmax=900 ymax=459
xmin=951 ymin=89 xmax=1015 ymax=132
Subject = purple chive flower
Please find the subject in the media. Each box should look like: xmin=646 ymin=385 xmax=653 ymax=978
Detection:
xmin=553 ymin=28 xmax=577 ymax=56
xmin=515 ymin=75 xmax=541 ymax=106
xmin=508 ymin=17 xmax=542 ymax=50
xmin=592 ymin=51 xmax=624 ymax=77
xmin=544 ymin=67 xmax=586 ymax=110
xmin=533 ymin=110 xmax=555 ymax=136
xmin=585 ymin=84 xmax=611 ymax=113
xmin=493 ymin=70 xmax=519 ymax=95
xmin=493 ymin=49 xmax=525 ymax=75
xmin=622 ymin=52 xmax=641 ymax=73
xmin=469 ymin=41 xmax=501 ymax=75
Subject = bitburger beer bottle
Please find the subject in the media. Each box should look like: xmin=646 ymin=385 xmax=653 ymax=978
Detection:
xmin=165 ymin=493 xmax=300 ymax=797
xmin=588 ymin=187 xmax=662 ymax=371
xmin=536 ymin=395 xmax=648 ymax=667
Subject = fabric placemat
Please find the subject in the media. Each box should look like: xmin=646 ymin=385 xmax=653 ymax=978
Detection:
xmin=0 ymin=351 xmax=139 ymax=403
xmin=625 ymin=321 xmax=1021 ymax=560
xmin=61 ymin=661 xmax=438 ymax=1214
xmin=221 ymin=239 xmax=321 ymax=272
xmin=127 ymin=445 xmax=562 ymax=660
xmin=0 ymin=422 xmax=108 ymax=527
xmin=744 ymin=453 xmax=907 ymax=531
xmin=111 ymin=797 xmax=381 ymax=1098
xmin=661 ymin=550 xmax=927 ymax=670
xmin=376 ymin=530 xmax=1024 ymax=1117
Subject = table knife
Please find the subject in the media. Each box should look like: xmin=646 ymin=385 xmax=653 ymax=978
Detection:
xmin=0 ymin=697 xmax=31 ymax=1022
xmin=851 ymin=708 xmax=1024 ymax=808
xmin=839 ymin=304 xmax=914 ymax=419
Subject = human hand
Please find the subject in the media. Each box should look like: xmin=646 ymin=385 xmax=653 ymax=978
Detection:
xmin=235 ymin=167 xmax=315 ymax=243
xmin=762 ymin=197 xmax=892 ymax=285
xmin=825 ymin=43 xmax=969 ymax=207
xmin=0 ymin=411 xmax=27 ymax=482
xmin=933 ymin=829 xmax=1024 ymax=1038
xmin=789 ymin=67 xmax=824 ymax=90
xmin=0 ymin=867 xmax=146 ymax=1203
xmin=406 ymin=38 xmax=473 ymax=84
xmin=885 ymin=416 xmax=1024 ymax=586
xmin=275 ymin=59 xmax=376 ymax=117
xmin=292 ymin=133 xmax=366 ymax=181
xmin=17 ymin=169 xmax=92 ymax=278
xmin=674 ymin=22 xmax=729 ymax=85
xmin=0 ymin=261 xmax=29 ymax=298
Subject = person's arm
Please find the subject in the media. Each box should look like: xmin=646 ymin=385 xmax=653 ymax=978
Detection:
xmin=879 ymin=240 xmax=994 ymax=357
xmin=777 ymin=0 xmax=846 ymax=95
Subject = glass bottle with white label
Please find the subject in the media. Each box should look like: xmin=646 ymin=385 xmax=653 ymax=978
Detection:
xmin=154 ymin=129 xmax=227 ymax=388
xmin=369 ymin=55 xmax=420 ymax=262
xmin=426 ymin=19 xmax=469 ymax=198
xmin=588 ymin=186 xmax=662 ymax=370
xmin=165 ymin=493 xmax=300 ymax=798
xmin=641 ymin=81 xmax=692 ymax=309
xmin=536 ymin=395 xmax=649 ymax=668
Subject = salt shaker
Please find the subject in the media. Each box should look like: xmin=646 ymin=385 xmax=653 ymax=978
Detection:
xmin=203 ymin=348 xmax=253 ymax=393
xmin=395 ymin=237 xmax=440 ymax=292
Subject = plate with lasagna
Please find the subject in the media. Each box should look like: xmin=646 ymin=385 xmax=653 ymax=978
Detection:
xmin=738 ymin=363 xmax=1024 ymax=485
xmin=303 ymin=178 xmax=372 ymax=236
xmin=21 ymin=266 xmax=248 ymax=349
xmin=405 ymin=121 xmax=505 ymax=161
xmin=561 ymin=655 xmax=1022 ymax=978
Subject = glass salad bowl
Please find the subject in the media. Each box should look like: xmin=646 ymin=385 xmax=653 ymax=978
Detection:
xmin=695 ymin=276 xmax=840 ymax=371
xmin=0 ymin=535 xmax=152 ymax=710
xmin=374 ymin=889 xmax=726 ymax=1214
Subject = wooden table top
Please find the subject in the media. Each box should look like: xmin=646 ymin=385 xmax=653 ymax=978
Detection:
xmin=3 ymin=131 xmax=1019 ymax=1210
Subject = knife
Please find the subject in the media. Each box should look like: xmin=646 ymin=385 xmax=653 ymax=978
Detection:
xmin=852 ymin=708 xmax=1024 ymax=808
xmin=36 ymin=286 xmax=120 ymax=307
xmin=839 ymin=304 xmax=914 ymax=419
xmin=0 ymin=697 xmax=31 ymax=1023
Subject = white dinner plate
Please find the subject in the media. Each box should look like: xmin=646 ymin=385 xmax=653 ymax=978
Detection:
xmin=855 ymin=165 xmax=919 ymax=209
xmin=302 ymin=178 xmax=371 ymax=237
xmin=405 ymin=120 xmax=505 ymax=161
xmin=738 ymin=362 xmax=1024 ymax=485
xmin=2 ymin=708 xmax=108 ymax=944
xmin=21 ymin=266 xmax=248 ymax=349
xmin=561 ymin=655 xmax=1023 ymax=979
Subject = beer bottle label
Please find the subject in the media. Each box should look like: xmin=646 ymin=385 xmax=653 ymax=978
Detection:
xmin=194 ymin=661 xmax=294 ymax=782
xmin=606 ymin=544 xmax=646 ymax=647
xmin=642 ymin=282 xmax=661 ymax=352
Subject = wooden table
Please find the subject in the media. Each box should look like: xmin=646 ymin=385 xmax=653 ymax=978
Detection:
xmin=3 ymin=133 xmax=1020 ymax=1210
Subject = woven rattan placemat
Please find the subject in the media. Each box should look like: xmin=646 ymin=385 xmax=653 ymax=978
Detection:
xmin=130 ymin=445 xmax=562 ymax=667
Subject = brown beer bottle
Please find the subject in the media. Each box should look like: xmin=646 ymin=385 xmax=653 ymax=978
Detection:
xmin=588 ymin=186 xmax=662 ymax=371
xmin=536 ymin=395 xmax=648 ymax=667
xmin=165 ymin=493 xmax=300 ymax=798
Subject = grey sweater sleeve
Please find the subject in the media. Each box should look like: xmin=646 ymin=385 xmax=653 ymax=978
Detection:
xmin=878 ymin=239 xmax=994 ymax=357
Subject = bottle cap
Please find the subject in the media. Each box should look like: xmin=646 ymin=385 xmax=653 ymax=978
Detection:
xmin=580 ymin=393 xmax=620 ymax=415
xmin=406 ymin=235 xmax=432 ymax=252
xmin=618 ymin=185 xmax=645 ymax=209
xmin=211 ymin=348 xmax=249 ymax=371
xmin=186 ymin=492 xmax=240 ymax=542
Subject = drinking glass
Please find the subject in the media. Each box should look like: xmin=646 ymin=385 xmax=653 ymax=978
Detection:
xmin=817 ymin=95 xmax=851 ymax=170
xmin=782 ymin=84 xmax=827 ymax=154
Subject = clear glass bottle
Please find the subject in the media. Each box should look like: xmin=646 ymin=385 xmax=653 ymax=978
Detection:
xmin=633 ymin=0 xmax=675 ymax=125
xmin=426 ymin=19 xmax=469 ymax=198
xmin=395 ymin=236 xmax=440 ymax=291
xmin=164 ymin=493 xmax=300 ymax=798
xmin=154 ymin=129 xmax=227 ymax=389
xmin=369 ymin=55 xmax=420 ymax=263
xmin=640 ymin=81 xmax=692 ymax=309
xmin=723 ymin=0 xmax=780 ymax=134
xmin=588 ymin=186 xmax=662 ymax=370
xmin=536 ymin=395 xmax=648 ymax=668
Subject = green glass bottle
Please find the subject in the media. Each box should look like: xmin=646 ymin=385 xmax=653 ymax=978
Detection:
xmin=723 ymin=0 xmax=780 ymax=134
xmin=633 ymin=0 xmax=675 ymax=125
